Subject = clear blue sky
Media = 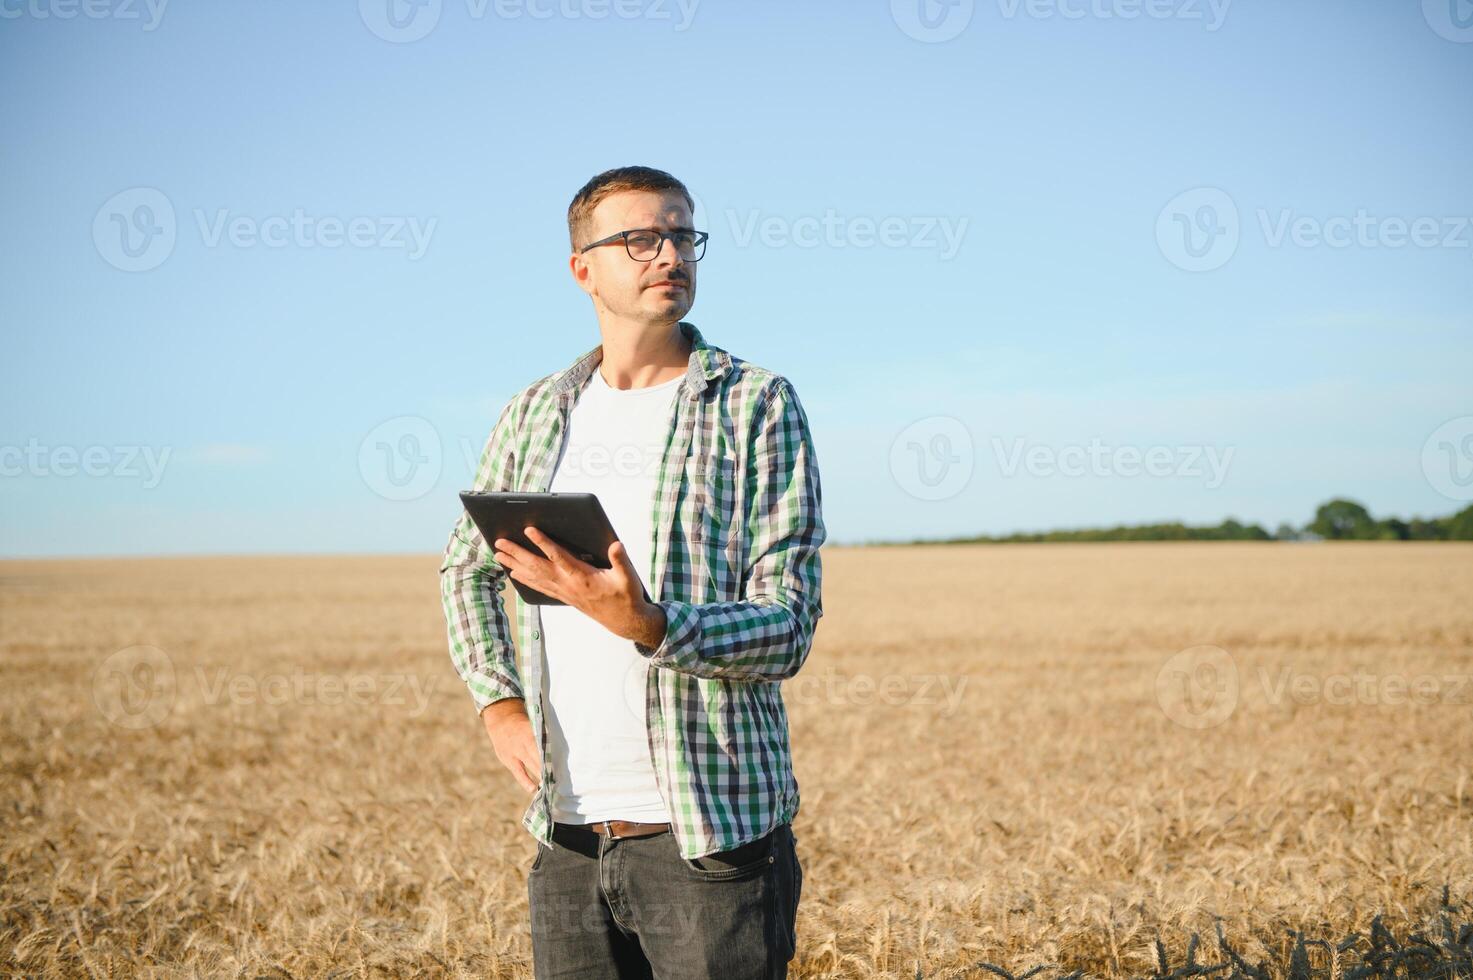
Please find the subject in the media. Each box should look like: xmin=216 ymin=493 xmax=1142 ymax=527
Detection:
xmin=3 ymin=0 xmax=1470 ymax=557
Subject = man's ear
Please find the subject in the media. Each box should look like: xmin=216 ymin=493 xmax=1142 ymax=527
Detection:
xmin=569 ymin=252 xmax=596 ymax=297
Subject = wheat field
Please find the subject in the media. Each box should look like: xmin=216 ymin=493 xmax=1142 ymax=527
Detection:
xmin=1 ymin=543 xmax=1470 ymax=978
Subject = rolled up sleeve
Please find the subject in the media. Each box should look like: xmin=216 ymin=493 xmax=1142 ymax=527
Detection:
xmin=634 ymin=379 xmax=825 ymax=681
xmin=439 ymin=398 xmax=524 ymax=714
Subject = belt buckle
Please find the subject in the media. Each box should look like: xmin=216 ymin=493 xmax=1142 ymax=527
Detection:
xmin=599 ymin=820 xmax=623 ymax=841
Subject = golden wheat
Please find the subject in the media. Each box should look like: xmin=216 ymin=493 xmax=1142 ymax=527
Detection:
xmin=1 ymin=543 xmax=1470 ymax=977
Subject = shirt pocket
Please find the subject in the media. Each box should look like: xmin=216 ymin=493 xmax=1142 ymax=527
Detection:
xmin=692 ymin=452 xmax=739 ymax=549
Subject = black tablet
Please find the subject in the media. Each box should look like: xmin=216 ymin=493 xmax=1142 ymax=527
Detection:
xmin=457 ymin=491 xmax=649 ymax=606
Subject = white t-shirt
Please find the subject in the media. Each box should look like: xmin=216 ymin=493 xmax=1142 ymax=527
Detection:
xmin=541 ymin=365 xmax=681 ymax=824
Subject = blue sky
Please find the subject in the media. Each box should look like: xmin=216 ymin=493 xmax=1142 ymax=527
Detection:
xmin=2 ymin=0 xmax=1470 ymax=557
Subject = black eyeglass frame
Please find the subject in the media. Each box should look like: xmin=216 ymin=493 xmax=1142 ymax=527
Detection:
xmin=578 ymin=228 xmax=710 ymax=262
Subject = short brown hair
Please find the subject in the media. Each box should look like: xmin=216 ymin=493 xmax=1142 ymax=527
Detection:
xmin=567 ymin=166 xmax=695 ymax=252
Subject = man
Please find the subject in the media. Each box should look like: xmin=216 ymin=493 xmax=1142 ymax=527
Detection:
xmin=439 ymin=165 xmax=826 ymax=978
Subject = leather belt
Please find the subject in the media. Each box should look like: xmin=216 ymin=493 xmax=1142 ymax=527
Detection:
xmin=578 ymin=819 xmax=671 ymax=840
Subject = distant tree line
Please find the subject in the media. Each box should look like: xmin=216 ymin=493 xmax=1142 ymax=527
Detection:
xmin=892 ymin=499 xmax=1473 ymax=545
xmin=1298 ymin=498 xmax=1473 ymax=541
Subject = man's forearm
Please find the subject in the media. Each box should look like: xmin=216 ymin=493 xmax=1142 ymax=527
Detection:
xmin=481 ymin=695 xmax=527 ymax=725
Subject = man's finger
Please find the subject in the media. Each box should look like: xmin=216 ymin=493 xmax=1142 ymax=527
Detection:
xmin=609 ymin=539 xmax=637 ymax=577
xmin=518 ymin=757 xmax=540 ymax=793
xmin=494 ymin=536 xmax=539 ymax=564
xmin=525 ymin=526 xmax=570 ymax=565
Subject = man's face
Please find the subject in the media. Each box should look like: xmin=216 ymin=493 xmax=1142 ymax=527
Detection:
xmin=571 ymin=189 xmax=697 ymax=326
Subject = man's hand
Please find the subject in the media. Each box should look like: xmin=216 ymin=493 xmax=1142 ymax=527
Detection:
xmin=481 ymin=697 xmax=540 ymax=794
xmin=493 ymin=527 xmax=667 ymax=648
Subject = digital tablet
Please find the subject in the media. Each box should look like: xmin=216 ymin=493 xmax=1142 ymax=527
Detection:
xmin=457 ymin=491 xmax=650 ymax=606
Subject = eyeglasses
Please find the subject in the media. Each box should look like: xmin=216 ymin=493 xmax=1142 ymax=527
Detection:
xmin=579 ymin=228 xmax=709 ymax=262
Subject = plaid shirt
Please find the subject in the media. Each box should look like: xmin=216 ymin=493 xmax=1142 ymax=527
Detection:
xmin=439 ymin=320 xmax=826 ymax=859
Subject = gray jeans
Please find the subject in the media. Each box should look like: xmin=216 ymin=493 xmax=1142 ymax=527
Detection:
xmin=527 ymin=820 xmax=802 ymax=978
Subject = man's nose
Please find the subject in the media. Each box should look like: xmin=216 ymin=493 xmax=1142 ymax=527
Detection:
xmin=652 ymin=235 xmax=687 ymax=270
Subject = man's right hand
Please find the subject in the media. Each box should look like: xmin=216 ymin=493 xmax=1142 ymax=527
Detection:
xmin=481 ymin=697 xmax=541 ymax=794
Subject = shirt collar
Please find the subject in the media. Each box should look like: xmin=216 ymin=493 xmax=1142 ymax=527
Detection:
xmin=551 ymin=321 xmax=732 ymax=400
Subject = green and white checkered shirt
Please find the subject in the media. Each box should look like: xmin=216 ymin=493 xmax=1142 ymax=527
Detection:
xmin=439 ymin=320 xmax=826 ymax=860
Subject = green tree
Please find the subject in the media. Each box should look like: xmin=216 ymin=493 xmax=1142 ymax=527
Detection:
xmin=1407 ymin=518 xmax=1447 ymax=541
xmin=1377 ymin=518 xmax=1410 ymax=540
xmin=1308 ymin=499 xmax=1377 ymax=540
xmin=1448 ymin=504 xmax=1473 ymax=541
